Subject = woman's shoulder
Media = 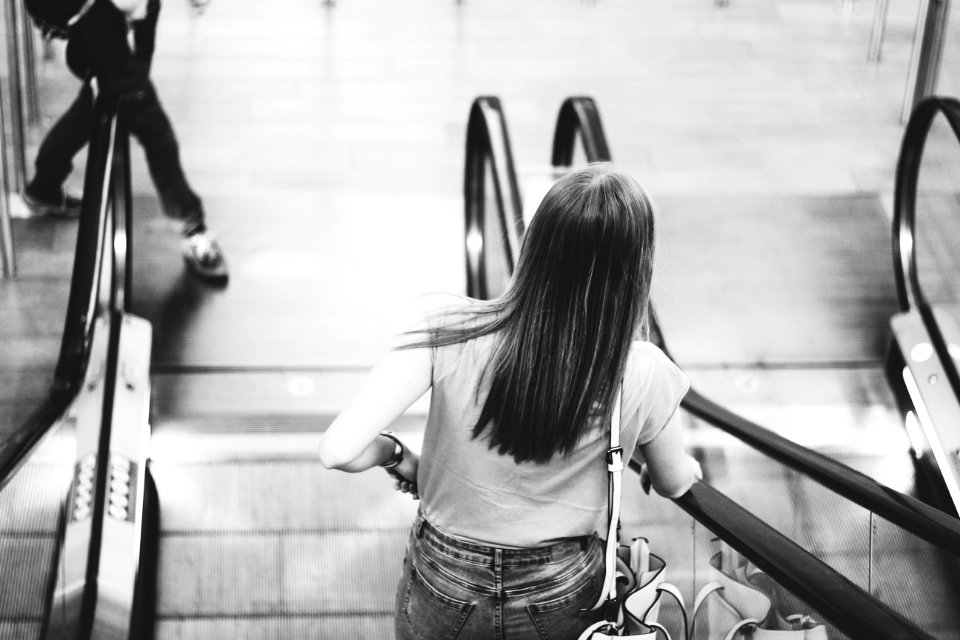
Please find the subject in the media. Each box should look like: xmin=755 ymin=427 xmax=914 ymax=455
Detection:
xmin=627 ymin=340 xmax=670 ymax=363
xmin=625 ymin=340 xmax=687 ymax=386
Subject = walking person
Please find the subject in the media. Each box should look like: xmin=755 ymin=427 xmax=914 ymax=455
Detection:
xmin=24 ymin=0 xmax=228 ymax=282
xmin=319 ymin=163 xmax=700 ymax=639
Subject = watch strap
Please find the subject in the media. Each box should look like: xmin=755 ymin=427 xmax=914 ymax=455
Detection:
xmin=379 ymin=431 xmax=404 ymax=469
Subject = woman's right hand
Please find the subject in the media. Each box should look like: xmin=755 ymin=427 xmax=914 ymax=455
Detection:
xmin=386 ymin=445 xmax=420 ymax=500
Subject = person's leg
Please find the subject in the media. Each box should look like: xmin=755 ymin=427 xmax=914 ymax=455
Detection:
xmin=123 ymin=81 xmax=204 ymax=232
xmin=123 ymin=81 xmax=228 ymax=281
xmin=24 ymin=83 xmax=95 ymax=216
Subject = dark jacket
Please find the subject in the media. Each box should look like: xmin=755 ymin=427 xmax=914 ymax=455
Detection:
xmin=66 ymin=0 xmax=160 ymax=99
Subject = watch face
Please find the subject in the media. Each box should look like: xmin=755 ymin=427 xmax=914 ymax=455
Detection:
xmin=391 ymin=441 xmax=404 ymax=464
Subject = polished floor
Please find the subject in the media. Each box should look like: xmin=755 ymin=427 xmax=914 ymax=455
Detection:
xmin=5 ymin=0 xmax=960 ymax=638
xmin=6 ymin=0 xmax=953 ymax=425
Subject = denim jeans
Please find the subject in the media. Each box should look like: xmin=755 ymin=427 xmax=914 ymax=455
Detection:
xmin=395 ymin=513 xmax=605 ymax=640
xmin=31 ymin=81 xmax=205 ymax=235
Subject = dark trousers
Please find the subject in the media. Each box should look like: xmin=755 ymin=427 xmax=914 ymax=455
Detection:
xmin=31 ymin=81 xmax=205 ymax=234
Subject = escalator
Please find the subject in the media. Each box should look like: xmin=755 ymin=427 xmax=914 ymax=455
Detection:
xmin=464 ymin=94 xmax=960 ymax=638
xmin=0 ymin=96 xmax=156 ymax=639
xmin=886 ymin=97 xmax=960 ymax=518
xmin=0 ymin=94 xmax=952 ymax=640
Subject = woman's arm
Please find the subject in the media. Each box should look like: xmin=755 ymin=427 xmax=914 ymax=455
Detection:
xmin=637 ymin=411 xmax=700 ymax=498
xmin=318 ymin=344 xmax=432 ymax=475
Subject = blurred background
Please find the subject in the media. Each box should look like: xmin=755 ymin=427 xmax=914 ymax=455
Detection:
xmin=4 ymin=1 xmax=960 ymax=638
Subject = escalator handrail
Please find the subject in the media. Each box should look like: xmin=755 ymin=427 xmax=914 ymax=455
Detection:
xmin=680 ymin=377 xmax=960 ymax=553
xmin=650 ymin=308 xmax=960 ymax=555
xmin=464 ymin=96 xmax=524 ymax=299
xmin=653 ymin=96 xmax=960 ymax=554
xmin=0 ymin=96 xmax=119 ymax=489
xmin=665 ymin=475 xmax=938 ymax=640
xmin=892 ymin=95 xmax=960 ymax=313
xmin=111 ymin=111 xmax=133 ymax=314
xmin=465 ymin=97 xmax=932 ymax=639
xmin=891 ymin=95 xmax=960 ymax=410
xmin=551 ymin=96 xmax=612 ymax=166
xmin=55 ymin=98 xmax=118 ymax=391
xmin=547 ymin=97 xmax=960 ymax=556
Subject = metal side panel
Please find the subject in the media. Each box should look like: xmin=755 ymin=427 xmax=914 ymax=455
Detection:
xmin=930 ymin=304 xmax=960 ymax=378
xmin=92 ymin=314 xmax=152 ymax=640
xmin=890 ymin=309 xmax=960 ymax=515
xmin=44 ymin=316 xmax=112 ymax=640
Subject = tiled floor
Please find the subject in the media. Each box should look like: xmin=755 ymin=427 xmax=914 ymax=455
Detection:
xmin=6 ymin=0 xmax=960 ymax=382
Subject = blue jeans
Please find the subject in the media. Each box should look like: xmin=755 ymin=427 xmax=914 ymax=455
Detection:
xmin=395 ymin=514 xmax=605 ymax=640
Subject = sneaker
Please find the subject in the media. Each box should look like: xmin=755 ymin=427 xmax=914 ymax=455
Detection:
xmin=23 ymin=187 xmax=82 ymax=219
xmin=183 ymin=231 xmax=229 ymax=283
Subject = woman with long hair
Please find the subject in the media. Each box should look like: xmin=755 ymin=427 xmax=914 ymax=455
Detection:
xmin=319 ymin=163 xmax=700 ymax=639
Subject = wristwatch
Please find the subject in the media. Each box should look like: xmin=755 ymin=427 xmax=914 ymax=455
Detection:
xmin=379 ymin=431 xmax=404 ymax=469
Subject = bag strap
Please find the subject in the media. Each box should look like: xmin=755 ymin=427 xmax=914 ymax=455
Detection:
xmin=592 ymin=386 xmax=624 ymax=618
xmin=67 ymin=0 xmax=98 ymax=27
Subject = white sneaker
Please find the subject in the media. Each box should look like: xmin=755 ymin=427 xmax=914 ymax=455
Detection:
xmin=183 ymin=231 xmax=228 ymax=283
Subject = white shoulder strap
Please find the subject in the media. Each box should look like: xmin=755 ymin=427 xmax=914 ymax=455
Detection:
xmin=593 ymin=386 xmax=624 ymax=614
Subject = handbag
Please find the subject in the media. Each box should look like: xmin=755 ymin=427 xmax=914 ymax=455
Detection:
xmin=601 ymin=539 xmax=828 ymax=640
xmin=577 ymin=388 xmax=676 ymax=640
xmin=574 ymin=388 xmax=825 ymax=640
xmin=692 ymin=544 xmax=827 ymax=640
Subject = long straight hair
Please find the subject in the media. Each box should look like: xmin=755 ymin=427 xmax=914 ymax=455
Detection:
xmin=407 ymin=163 xmax=658 ymax=463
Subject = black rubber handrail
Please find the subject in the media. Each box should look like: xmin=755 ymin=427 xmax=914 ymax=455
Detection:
xmin=0 ymin=96 xmax=119 ymax=489
xmin=548 ymin=95 xmax=960 ymax=555
xmin=79 ymin=108 xmax=135 ymax=638
xmin=551 ymin=96 xmax=611 ymax=166
xmin=891 ymin=95 xmax=960 ymax=403
xmin=55 ymin=98 xmax=118 ymax=391
xmin=464 ymin=97 xmax=523 ymax=299
xmin=465 ymin=96 xmax=937 ymax=640
xmin=892 ymin=96 xmax=960 ymax=313
xmin=111 ymin=110 xmax=133 ymax=314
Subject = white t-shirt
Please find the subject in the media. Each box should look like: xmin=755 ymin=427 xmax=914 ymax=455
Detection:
xmin=417 ymin=328 xmax=689 ymax=548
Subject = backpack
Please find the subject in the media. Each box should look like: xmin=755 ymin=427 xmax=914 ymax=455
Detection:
xmin=24 ymin=0 xmax=94 ymax=39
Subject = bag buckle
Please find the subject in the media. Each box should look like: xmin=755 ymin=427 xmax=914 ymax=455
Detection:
xmin=602 ymin=597 xmax=620 ymax=623
xmin=606 ymin=446 xmax=623 ymax=472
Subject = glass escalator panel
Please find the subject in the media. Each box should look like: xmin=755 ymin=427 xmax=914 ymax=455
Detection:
xmin=686 ymin=419 xmax=960 ymax=637
xmin=617 ymin=473 xmax=857 ymax=639
xmin=0 ymin=420 xmax=76 ymax=639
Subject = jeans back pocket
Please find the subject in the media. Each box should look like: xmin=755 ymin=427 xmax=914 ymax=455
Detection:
xmin=398 ymin=563 xmax=474 ymax=640
xmin=526 ymin=571 xmax=603 ymax=640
